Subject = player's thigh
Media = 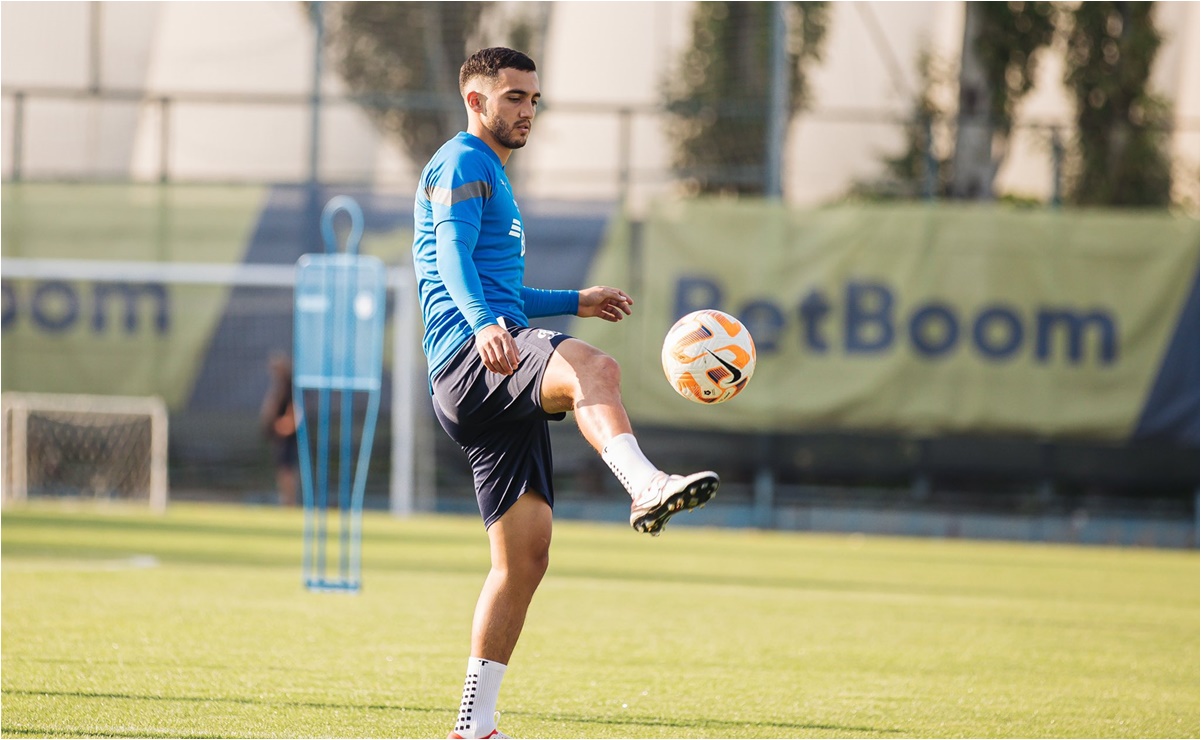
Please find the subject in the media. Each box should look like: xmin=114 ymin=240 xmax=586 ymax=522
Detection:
xmin=541 ymin=338 xmax=620 ymax=414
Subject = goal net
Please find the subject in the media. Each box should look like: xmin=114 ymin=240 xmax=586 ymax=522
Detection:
xmin=3 ymin=393 xmax=169 ymax=512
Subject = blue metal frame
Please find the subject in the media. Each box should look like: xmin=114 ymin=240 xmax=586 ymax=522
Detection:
xmin=294 ymin=196 xmax=384 ymax=593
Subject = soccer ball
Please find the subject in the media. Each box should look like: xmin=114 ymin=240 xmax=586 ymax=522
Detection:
xmin=661 ymin=309 xmax=756 ymax=404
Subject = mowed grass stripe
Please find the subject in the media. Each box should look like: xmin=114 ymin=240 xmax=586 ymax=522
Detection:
xmin=2 ymin=503 xmax=1196 ymax=738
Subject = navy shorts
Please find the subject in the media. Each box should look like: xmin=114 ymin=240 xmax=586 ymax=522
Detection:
xmin=430 ymin=324 xmax=571 ymax=528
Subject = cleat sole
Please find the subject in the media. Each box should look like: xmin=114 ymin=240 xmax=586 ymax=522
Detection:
xmin=632 ymin=474 xmax=719 ymax=535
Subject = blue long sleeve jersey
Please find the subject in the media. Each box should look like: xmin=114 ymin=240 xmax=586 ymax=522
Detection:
xmin=413 ymin=132 xmax=579 ymax=379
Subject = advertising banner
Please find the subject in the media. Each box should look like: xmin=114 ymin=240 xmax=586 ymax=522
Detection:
xmin=1 ymin=184 xmax=264 ymax=407
xmin=571 ymin=201 xmax=1199 ymax=443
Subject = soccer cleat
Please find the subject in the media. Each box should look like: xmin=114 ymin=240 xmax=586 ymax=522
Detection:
xmin=630 ymin=470 xmax=719 ymax=535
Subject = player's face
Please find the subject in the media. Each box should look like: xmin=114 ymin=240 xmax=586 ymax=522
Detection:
xmin=481 ymin=68 xmax=540 ymax=150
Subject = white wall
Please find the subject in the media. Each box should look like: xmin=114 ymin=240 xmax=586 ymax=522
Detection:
xmin=1 ymin=1 xmax=406 ymax=183
xmin=2 ymin=1 xmax=1197 ymax=205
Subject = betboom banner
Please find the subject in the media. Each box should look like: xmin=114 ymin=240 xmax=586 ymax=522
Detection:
xmin=571 ymin=201 xmax=1199 ymax=444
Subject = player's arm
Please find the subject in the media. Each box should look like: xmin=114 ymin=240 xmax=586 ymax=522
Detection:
xmin=521 ymin=285 xmax=631 ymax=322
xmin=434 ymin=220 xmax=520 ymax=375
xmin=521 ymin=286 xmax=578 ymax=318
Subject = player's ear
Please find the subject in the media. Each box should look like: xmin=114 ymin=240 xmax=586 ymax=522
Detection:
xmin=466 ymin=90 xmax=486 ymax=114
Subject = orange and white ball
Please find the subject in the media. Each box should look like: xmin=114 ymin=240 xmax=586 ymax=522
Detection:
xmin=661 ymin=309 xmax=756 ymax=404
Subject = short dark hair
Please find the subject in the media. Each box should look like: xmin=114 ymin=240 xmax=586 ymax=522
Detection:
xmin=459 ymin=47 xmax=536 ymax=93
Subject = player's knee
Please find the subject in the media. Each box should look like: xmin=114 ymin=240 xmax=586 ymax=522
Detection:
xmin=583 ymin=350 xmax=622 ymax=388
xmin=494 ymin=540 xmax=549 ymax=584
xmin=530 ymin=546 xmax=550 ymax=581
xmin=512 ymin=540 xmax=549 ymax=583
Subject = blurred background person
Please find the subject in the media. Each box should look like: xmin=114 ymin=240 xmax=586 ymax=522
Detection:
xmin=260 ymin=352 xmax=299 ymax=507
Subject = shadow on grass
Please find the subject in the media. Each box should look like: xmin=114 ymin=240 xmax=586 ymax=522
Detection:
xmin=512 ymin=706 xmax=906 ymax=736
xmin=1 ymin=512 xmax=301 ymax=540
xmin=3 ymin=687 xmax=440 ymax=713
xmin=3 ymin=510 xmax=1018 ymax=600
xmin=1 ymin=510 xmax=481 ymax=546
xmin=10 ymin=655 xmax=331 ymax=675
xmin=3 ymin=688 xmax=904 ymax=738
xmin=0 ymin=539 xmax=1010 ymax=602
xmin=1 ymin=511 xmax=482 ymax=567
xmin=1 ymin=686 xmax=441 ymax=715
xmin=1 ymin=724 xmax=226 ymax=739
xmin=2 ymin=512 xmax=466 ymax=544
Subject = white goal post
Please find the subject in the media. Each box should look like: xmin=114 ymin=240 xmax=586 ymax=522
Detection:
xmin=3 ymin=392 xmax=169 ymax=512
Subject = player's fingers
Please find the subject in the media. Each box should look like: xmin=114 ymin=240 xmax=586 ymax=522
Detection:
xmin=503 ymin=333 xmax=521 ymax=371
xmin=482 ymin=333 xmax=517 ymax=375
xmin=489 ymin=352 xmax=513 ymax=375
xmin=589 ymin=286 xmax=632 ymax=306
xmin=478 ymin=336 xmax=513 ymax=375
xmin=608 ymin=287 xmax=633 ymax=306
xmin=479 ymin=345 xmax=498 ymax=373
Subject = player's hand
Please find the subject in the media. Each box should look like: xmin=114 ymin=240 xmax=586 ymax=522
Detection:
xmin=577 ymin=285 xmax=633 ymax=322
xmin=476 ymin=323 xmax=520 ymax=375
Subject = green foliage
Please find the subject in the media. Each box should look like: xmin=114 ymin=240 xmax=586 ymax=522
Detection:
xmin=319 ymin=2 xmax=542 ymax=167
xmin=851 ymin=51 xmax=954 ymax=201
xmin=2 ymin=504 xmax=1198 ymax=738
xmin=856 ymin=3 xmax=1054 ymax=204
xmin=665 ymin=2 xmax=828 ymax=196
xmin=321 ymin=2 xmax=485 ymax=164
xmin=1064 ymin=2 xmax=1173 ymax=206
xmin=973 ymin=1 xmax=1057 ymax=135
xmin=948 ymin=1 xmax=1056 ymax=201
xmin=863 ymin=2 xmax=1175 ymax=208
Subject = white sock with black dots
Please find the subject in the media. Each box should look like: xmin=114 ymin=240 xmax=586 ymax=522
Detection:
xmin=454 ymin=657 xmax=506 ymax=738
xmin=601 ymin=433 xmax=660 ymax=498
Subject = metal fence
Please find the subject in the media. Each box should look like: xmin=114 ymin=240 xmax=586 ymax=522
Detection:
xmin=9 ymin=85 xmax=1197 ymax=210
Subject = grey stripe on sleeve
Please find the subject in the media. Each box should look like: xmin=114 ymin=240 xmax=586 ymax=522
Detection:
xmin=426 ymin=180 xmax=492 ymax=207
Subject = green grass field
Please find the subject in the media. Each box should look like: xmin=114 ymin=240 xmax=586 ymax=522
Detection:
xmin=2 ymin=502 xmax=1197 ymax=739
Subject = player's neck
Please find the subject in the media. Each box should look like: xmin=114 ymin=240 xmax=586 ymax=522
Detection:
xmin=467 ymin=123 xmax=514 ymax=167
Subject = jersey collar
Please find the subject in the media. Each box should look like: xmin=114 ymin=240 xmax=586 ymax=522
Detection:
xmin=457 ymin=132 xmax=504 ymax=167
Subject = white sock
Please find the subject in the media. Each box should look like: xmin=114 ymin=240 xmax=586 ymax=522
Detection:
xmin=454 ymin=657 xmax=506 ymax=738
xmin=601 ymin=433 xmax=660 ymax=497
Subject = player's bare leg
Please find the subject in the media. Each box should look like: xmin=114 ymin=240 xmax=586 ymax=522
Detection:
xmin=542 ymin=338 xmax=631 ymax=446
xmin=543 ymin=338 xmax=718 ymax=534
xmin=452 ymin=492 xmax=550 ymax=739
xmin=473 ymin=492 xmax=552 ymax=662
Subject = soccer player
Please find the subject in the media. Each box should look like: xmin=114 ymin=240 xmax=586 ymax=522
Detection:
xmin=412 ymin=47 xmax=719 ymax=739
